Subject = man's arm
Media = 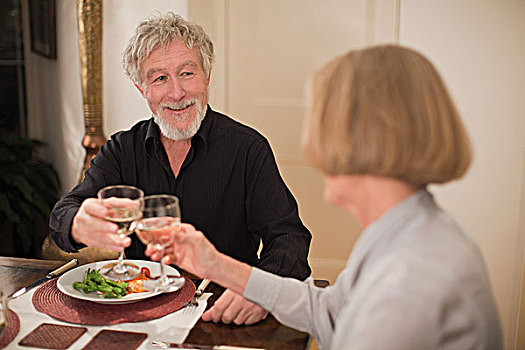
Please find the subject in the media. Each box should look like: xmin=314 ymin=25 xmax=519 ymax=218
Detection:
xmin=49 ymin=136 xmax=123 ymax=252
xmin=49 ymin=191 xmax=87 ymax=252
xmin=197 ymin=136 xmax=312 ymax=325
xmin=245 ymin=138 xmax=312 ymax=279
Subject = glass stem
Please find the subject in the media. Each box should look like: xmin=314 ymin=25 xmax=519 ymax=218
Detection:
xmin=118 ymin=251 xmax=125 ymax=265
xmin=113 ymin=231 xmax=127 ymax=274
xmin=113 ymin=251 xmax=126 ymax=273
xmin=157 ymin=245 xmax=169 ymax=286
xmin=159 ymin=260 xmax=169 ymax=286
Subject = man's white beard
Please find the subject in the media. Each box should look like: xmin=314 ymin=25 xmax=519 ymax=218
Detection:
xmin=153 ymin=100 xmax=207 ymax=141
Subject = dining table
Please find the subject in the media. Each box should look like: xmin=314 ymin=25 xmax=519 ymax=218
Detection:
xmin=0 ymin=257 xmax=315 ymax=350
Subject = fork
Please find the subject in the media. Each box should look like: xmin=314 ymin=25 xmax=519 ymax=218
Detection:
xmin=187 ymin=279 xmax=210 ymax=307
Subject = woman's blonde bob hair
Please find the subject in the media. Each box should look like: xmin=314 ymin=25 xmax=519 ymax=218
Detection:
xmin=122 ymin=12 xmax=214 ymax=87
xmin=303 ymin=45 xmax=472 ymax=186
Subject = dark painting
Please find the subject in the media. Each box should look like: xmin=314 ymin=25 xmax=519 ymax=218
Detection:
xmin=29 ymin=0 xmax=56 ymax=59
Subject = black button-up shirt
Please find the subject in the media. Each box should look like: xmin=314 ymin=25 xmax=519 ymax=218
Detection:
xmin=50 ymin=107 xmax=311 ymax=279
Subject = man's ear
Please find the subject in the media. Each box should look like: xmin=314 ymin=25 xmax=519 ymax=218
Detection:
xmin=135 ymin=83 xmax=145 ymax=96
xmin=207 ymin=68 xmax=212 ymax=83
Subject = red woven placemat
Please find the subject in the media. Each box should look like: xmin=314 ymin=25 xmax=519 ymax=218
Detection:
xmin=0 ymin=309 xmax=20 ymax=349
xmin=32 ymin=277 xmax=195 ymax=325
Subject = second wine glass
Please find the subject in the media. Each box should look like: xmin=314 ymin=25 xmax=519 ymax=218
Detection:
xmin=136 ymin=194 xmax=185 ymax=292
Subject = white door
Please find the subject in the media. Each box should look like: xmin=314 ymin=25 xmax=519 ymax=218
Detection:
xmin=189 ymin=0 xmax=399 ymax=282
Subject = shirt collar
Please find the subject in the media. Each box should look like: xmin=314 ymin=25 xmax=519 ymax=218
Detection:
xmin=144 ymin=104 xmax=214 ymax=155
xmin=195 ymin=105 xmax=213 ymax=152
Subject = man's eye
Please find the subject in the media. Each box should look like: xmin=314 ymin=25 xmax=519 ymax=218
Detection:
xmin=153 ymin=75 xmax=166 ymax=82
xmin=181 ymin=71 xmax=194 ymax=77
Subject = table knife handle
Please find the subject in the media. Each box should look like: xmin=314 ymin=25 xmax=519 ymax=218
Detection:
xmin=50 ymin=259 xmax=79 ymax=276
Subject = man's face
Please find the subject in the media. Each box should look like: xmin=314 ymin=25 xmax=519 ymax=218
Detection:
xmin=138 ymin=40 xmax=210 ymax=140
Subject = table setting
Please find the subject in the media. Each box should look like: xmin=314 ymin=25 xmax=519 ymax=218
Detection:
xmin=1 ymin=257 xmax=211 ymax=349
xmin=1 ymin=256 xmax=313 ymax=350
xmin=0 ymin=188 xmax=216 ymax=349
xmin=0 ymin=185 xmax=312 ymax=349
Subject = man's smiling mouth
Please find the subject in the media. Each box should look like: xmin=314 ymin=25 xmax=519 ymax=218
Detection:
xmin=165 ymin=104 xmax=191 ymax=112
xmin=161 ymin=100 xmax=196 ymax=112
xmin=165 ymin=106 xmax=190 ymax=112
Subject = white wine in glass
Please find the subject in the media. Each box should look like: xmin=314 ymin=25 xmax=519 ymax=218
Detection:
xmin=98 ymin=185 xmax=144 ymax=281
xmin=136 ymin=194 xmax=185 ymax=292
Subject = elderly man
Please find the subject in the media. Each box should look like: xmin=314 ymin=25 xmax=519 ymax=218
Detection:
xmin=49 ymin=12 xmax=311 ymax=325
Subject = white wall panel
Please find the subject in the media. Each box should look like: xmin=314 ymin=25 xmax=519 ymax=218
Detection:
xmin=400 ymin=1 xmax=525 ymax=348
xmin=226 ymin=0 xmax=370 ymax=276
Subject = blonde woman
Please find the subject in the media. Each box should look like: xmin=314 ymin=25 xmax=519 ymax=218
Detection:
xmin=149 ymin=45 xmax=502 ymax=349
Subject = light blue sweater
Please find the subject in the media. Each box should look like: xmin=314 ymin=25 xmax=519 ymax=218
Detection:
xmin=244 ymin=189 xmax=502 ymax=349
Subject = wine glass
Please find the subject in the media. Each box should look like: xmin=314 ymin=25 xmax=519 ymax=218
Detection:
xmin=98 ymin=185 xmax=144 ymax=281
xmin=0 ymin=290 xmax=7 ymax=339
xmin=136 ymin=194 xmax=185 ymax=292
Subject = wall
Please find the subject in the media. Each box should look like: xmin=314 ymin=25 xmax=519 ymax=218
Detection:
xmin=399 ymin=1 xmax=525 ymax=347
xmin=24 ymin=0 xmax=84 ymax=193
xmin=24 ymin=0 xmax=188 ymax=194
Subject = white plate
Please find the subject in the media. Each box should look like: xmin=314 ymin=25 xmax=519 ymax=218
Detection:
xmin=57 ymin=259 xmax=180 ymax=304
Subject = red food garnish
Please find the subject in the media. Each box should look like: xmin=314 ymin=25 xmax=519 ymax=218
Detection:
xmin=125 ymin=266 xmax=153 ymax=294
xmin=140 ymin=267 xmax=151 ymax=278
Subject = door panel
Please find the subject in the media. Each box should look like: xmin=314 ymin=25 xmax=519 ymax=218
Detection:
xmin=190 ymin=0 xmax=398 ymax=281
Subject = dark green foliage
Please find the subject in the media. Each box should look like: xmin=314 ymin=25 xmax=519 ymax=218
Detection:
xmin=0 ymin=134 xmax=60 ymax=255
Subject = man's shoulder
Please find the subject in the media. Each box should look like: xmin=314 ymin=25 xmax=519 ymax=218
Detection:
xmin=210 ymin=109 xmax=267 ymax=142
xmin=110 ymin=118 xmax=152 ymax=142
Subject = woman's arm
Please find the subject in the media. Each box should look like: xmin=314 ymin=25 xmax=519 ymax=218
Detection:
xmin=150 ymin=223 xmax=338 ymax=344
xmin=150 ymin=223 xmax=252 ymax=294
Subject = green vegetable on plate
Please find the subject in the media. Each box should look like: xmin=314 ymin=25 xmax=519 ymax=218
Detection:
xmin=72 ymin=268 xmax=129 ymax=298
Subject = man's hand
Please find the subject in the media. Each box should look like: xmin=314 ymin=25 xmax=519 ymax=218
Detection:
xmin=71 ymin=198 xmax=130 ymax=252
xmin=203 ymin=289 xmax=268 ymax=325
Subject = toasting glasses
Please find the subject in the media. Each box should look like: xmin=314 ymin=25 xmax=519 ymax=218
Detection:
xmin=136 ymin=194 xmax=185 ymax=292
xmin=98 ymin=185 xmax=144 ymax=281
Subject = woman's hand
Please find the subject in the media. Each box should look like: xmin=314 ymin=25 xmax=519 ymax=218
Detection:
xmin=146 ymin=223 xmax=253 ymax=297
xmin=145 ymin=223 xmax=220 ymax=279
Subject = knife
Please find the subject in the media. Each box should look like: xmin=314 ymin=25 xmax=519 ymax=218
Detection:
xmin=9 ymin=258 xmax=79 ymax=299
xmin=151 ymin=341 xmax=265 ymax=350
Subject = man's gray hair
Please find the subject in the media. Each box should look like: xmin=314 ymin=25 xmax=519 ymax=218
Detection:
xmin=122 ymin=12 xmax=214 ymax=86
